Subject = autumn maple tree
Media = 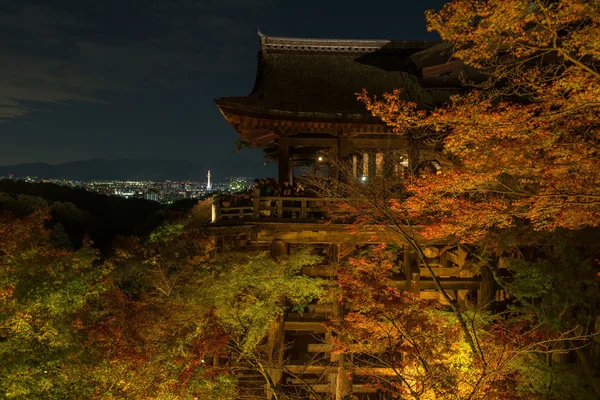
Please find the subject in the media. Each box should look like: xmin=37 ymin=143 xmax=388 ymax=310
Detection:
xmin=0 ymin=195 xmax=328 ymax=399
xmin=358 ymin=0 xmax=600 ymax=243
xmin=0 ymin=209 xmax=112 ymax=398
xmin=315 ymin=1 xmax=600 ymax=398
xmin=332 ymin=249 xmax=596 ymax=400
xmin=83 ymin=201 xmax=327 ymax=399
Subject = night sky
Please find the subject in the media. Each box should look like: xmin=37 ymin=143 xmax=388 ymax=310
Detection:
xmin=1 ymin=0 xmax=446 ymax=178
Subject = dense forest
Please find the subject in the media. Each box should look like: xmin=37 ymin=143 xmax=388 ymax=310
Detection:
xmin=0 ymin=184 xmax=327 ymax=399
xmin=0 ymin=180 xmax=200 ymax=251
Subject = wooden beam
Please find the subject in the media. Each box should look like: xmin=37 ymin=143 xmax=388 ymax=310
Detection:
xmin=285 ymin=365 xmax=397 ymax=376
xmin=307 ymin=343 xmax=334 ymax=352
xmin=285 ymin=365 xmax=335 ymax=374
xmin=420 ymin=267 xmax=461 ymax=277
xmin=457 ymin=245 xmax=469 ymax=267
xmin=300 ymin=384 xmax=376 ymax=394
xmin=289 ymin=137 xmax=337 ymax=146
xmin=308 ymin=304 xmax=333 ymax=313
xmin=284 ymin=322 xmax=327 ymax=332
xmin=478 ymin=264 xmax=497 ymax=310
xmin=389 ymin=279 xmax=480 ymax=291
xmin=349 ymin=138 xmax=409 ymax=149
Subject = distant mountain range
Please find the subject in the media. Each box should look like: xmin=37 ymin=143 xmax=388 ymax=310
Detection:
xmin=0 ymin=159 xmax=273 ymax=181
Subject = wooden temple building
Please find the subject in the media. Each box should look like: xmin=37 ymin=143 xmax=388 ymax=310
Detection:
xmin=210 ymin=33 xmax=497 ymax=399
xmin=215 ymin=32 xmax=465 ymax=183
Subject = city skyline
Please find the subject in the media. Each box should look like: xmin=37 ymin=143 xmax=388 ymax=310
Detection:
xmin=1 ymin=173 xmax=255 ymax=203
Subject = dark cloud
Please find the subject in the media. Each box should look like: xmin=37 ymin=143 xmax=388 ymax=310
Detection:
xmin=0 ymin=1 xmax=262 ymax=121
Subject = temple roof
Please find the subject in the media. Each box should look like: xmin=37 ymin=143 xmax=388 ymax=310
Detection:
xmin=257 ymin=32 xmax=437 ymax=54
xmin=215 ymin=33 xmax=460 ymax=124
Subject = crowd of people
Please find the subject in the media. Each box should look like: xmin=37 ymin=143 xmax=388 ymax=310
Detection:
xmin=217 ymin=177 xmax=319 ymax=218
xmin=254 ymin=177 xmax=307 ymax=198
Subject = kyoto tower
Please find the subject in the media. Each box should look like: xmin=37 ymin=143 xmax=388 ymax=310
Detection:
xmin=206 ymin=170 xmax=212 ymax=190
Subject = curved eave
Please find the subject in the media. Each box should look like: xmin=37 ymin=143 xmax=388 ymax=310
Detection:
xmin=258 ymin=32 xmax=440 ymax=54
xmin=215 ymin=98 xmax=380 ymax=123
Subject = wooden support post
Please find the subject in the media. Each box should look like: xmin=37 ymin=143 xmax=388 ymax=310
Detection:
xmin=410 ymin=252 xmax=420 ymax=293
xmin=403 ymin=246 xmax=419 ymax=292
xmin=326 ymin=330 xmax=338 ymax=394
xmin=329 ymin=243 xmax=340 ymax=263
xmin=368 ymin=151 xmax=376 ymax=180
xmin=456 ymin=245 xmax=469 ymax=267
xmin=457 ymin=245 xmax=473 ymax=310
xmin=362 ymin=152 xmax=369 ymax=177
xmin=330 ymin=294 xmax=352 ymax=399
xmin=375 ymin=152 xmax=384 ymax=177
xmin=266 ymin=315 xmax=285 ymax=399
xmin=403 ymin=245 xmax=411 ymax=280
xmin=336 ymin=354 xmax=352 ymax=399
xmin=278 ymin=135 xmax=290 ymax=183
xmin=478 ymin=264 xmax=496 ymax=311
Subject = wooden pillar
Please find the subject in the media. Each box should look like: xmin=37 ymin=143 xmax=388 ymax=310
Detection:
xmin=402 ymin=245 xmax=419 ymax=292
xmin=409 ymin=248 xmax=420 ymax=293
xmin=362 ymin=152 xmax=369 ymax=177
xmin=352 ymin=155 xmax=358 ymax=178
xmin=330 ymin=293 xmax=352 ymax=399
xmin=336 ymin=354 xmax=352 ymax=399
xmin=375 ymin=152 xmax=384 ymax=177
xmin=266 ymin=315 xmax=286 ymax=399
xmin=252 ymin=188 xmax=260 ymax=218
xmin=278 ymin=135 xmax=290 ymax=183
xmin=457 ymin=246 xmax=473 ymax=310
xmin=337 ymin=135 xmax=349 ymax=185
xmin=478 ymin=264 xmax=496 ymax=311
xmin=368 ymin=151 xmax=376 ymax=180
xmin=328 ymin=244 xmax=340 ymax=263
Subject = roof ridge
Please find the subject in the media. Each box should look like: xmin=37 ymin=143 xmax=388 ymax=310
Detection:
xmin=258 ymin=32 xmax=439 ymax=53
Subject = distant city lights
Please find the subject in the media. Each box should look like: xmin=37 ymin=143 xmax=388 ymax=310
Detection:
xmin=0 ymin=174 xmax=255 ymax=204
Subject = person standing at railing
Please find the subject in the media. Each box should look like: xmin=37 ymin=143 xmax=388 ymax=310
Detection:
xmin=260 ymin=178 xmax=274 ymax=216
xmin=281 ymin=179 xmax=293 ymax=197
xmin=292 ymin=182 xmax=304 ymax=218
xmin=270 ymin=177 xmax=280 ymax=196
xmin=281 ymin=179 xmax=293 ymax=218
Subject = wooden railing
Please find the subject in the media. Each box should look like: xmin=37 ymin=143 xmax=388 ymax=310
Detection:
xmin=212 ymin=193 xmax=342 ymax=223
